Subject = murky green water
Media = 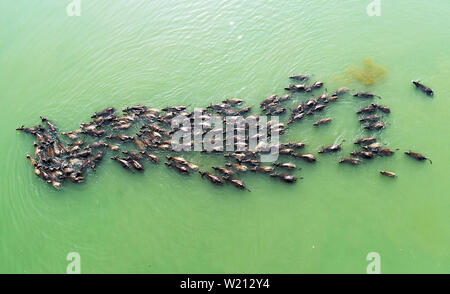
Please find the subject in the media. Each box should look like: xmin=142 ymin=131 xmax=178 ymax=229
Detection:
xmin=1 ymin=0 xmax=449 ymax=273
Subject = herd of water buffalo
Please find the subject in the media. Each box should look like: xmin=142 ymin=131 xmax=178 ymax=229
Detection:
xmin=16 ymin=77 xmax=434 ymax=190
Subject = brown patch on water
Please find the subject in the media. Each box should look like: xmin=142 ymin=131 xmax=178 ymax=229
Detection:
xmin=345 ymin=57 xmax=387 ymax=86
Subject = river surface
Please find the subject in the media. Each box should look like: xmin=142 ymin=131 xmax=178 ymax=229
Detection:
xmin=1 ymin=0 xmax=449 ymax=273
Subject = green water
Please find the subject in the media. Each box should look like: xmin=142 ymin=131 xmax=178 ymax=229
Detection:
xmin=1 ymin=0 xmax=449 ymax=274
